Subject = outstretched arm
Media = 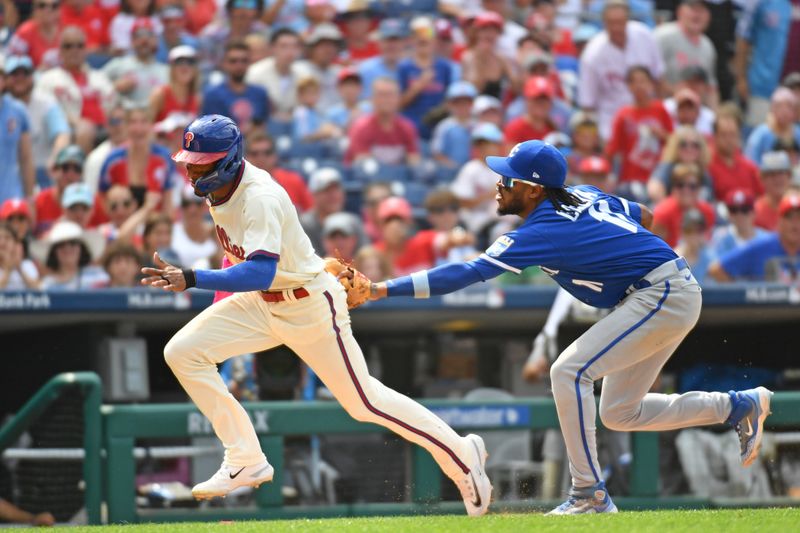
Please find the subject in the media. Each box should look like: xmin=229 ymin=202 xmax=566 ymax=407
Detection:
xmin=371 ymin=260 xmax=495 ymax=300
xmin=141 ymin=252 xmax=278 ymax=293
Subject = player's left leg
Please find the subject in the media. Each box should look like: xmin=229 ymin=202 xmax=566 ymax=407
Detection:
xmin=274 ymin=278 xmax=492 ymax=516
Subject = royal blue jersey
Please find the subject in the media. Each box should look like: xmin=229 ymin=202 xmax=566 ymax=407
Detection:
xmin=471 ymin=185 xmax=678 ymax=308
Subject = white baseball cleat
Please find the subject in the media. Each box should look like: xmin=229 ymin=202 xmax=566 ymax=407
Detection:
xmin=456 ymin=434 xmax=492 ymax=516
xmin=192 ymin=460 xmax=274 ymax=500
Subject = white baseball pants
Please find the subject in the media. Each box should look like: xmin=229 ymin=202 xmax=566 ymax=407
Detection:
xmin=163 ymin=272 xmax=471 ymax=480
xmin=549 ymin=259 xmax=733 ymax=488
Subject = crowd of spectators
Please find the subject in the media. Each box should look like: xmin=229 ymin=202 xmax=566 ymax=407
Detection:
xmin=1 ymin=0 xmax=799 ymax=293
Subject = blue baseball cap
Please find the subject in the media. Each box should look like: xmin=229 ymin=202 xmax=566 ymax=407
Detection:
xmin=485 ymin=140 xmax=567 ymax=188
xmin=61 ymin=183 xmax=94 ymax=209
xmin=471 ymin=122 xmax=503 ymax=144
xmin=4 ymin=55 xmax=33 ymax=74
xmin=378 ymin=18 xmax=408 ymax=39
xmin=446 ymin=81 xmax=478 ymax=100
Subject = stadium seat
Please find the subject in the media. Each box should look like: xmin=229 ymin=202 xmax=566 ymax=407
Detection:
xmin=267 ymin=119 xmax=293 ymax=138
xmin=402 ymin=182 xmax=430 ymax=209
xmin=288 ymin=141 xmax=329 ymax=160
xmin=351 ymin=159 xmax=412 ymax=183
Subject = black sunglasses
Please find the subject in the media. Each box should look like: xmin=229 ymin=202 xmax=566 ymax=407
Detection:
xmin=36 ymin=1 xmax=59 ymax=10
xmin=672 ymin=182 xmax=700 ymax=190
xmin=59 ymin=163 xmax=82 ymax=173
xmin=247 ymin=148 xmax=275 ymax=157
xmin=678 ymin=140 xmax=702 ymax=149
xmin=173 ymin=57 xmax=197 ymax=67
xmin=61 ymin=41 xmax=85 ymax=50
xmin=728 ymin=206 xmax=753 ymax=214
xmin=109 ymin=199 xmax=134 ymax=211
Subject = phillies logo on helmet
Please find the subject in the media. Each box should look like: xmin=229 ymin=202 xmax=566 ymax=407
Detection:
xmin=184 ymin=131 xmax=195 ymax=149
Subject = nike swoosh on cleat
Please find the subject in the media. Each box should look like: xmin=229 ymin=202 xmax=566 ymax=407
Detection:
xmin=743 ymin=417 xmax=754 ymax=438
xmin=469 ymin=472 xmax=482 ymax=507
xmin=229 ymin=467 xmax=246 ymax=479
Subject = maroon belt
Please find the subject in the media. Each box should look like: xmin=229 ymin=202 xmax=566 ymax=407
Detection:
xmin=260 ymin=287 xmax=310 ymax=303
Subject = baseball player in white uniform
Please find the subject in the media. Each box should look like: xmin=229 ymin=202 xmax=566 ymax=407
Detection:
xmin=140 ymin=115 xmax=492 ymax=515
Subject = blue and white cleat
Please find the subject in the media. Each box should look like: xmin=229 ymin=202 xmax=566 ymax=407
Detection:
xmin=726 ymin=386 xmax=773 ymax=467
xmin=546 ymin=481 xmax=618 ymax=515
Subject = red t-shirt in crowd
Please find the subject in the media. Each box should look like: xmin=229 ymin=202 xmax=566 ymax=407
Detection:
xmin=346 ymin=41 xmax=380 ymax=62
xmin=98 ymin=145 xmax=174 ymax=194
xmin=34 ymin=188 xmax=63 ymax=236
xmin=652 ymin=196 xmax=715 ymax=248
xmin=8 ymin=20 xmax=60 ymax=68
xmin=708 ymin=150 xmax=764 ymax=201
xmin=155 ymin=85 xmax=199 ymax=123
xmin=605 ymin=101 xmax=673 ymax=183
xmin=754 ymin=197 xmax=780 ymax=230
xmin=70 ymin=70 xmax=106 ymax=126
xmin=503 ymin=117 xmax=554 ymax=148
xmin=375 ymin=230 xmax=442 ymax=276
xmin=61 ymin=3 xmax=109 ymax=49
xmin=271 ymin=167 xmax=314 ymax=212
xmin=345 ymin=114 xmax=419 ymax=165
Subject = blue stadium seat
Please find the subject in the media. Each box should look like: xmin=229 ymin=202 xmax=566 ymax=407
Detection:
xmin=403 ymin=182 xmax=430 ymax=209
xmin=289 ymin=141 xmax=329 ymax=160
xmin=267 ymin=119 xmax=292 ymax=138
xmin=343 ymin=182 xmax=364 ymax=215
xmin=351 ymin=159 xmax=412 ymax=183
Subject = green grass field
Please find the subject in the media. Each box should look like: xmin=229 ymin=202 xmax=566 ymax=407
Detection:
xmin=67 ymin=509 xmax=800 ymax=533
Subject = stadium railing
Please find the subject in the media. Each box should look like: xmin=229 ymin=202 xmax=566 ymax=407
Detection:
xmin=0 ymin=372 xmax=102 ymax=524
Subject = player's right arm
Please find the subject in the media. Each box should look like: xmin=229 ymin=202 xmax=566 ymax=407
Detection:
xmin=638 ymin=204 xmax=653 ymax=230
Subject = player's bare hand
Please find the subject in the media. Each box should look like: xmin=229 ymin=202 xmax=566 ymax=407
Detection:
xmin=31 ymin=511 xmax=55 ymax=526
xmin=140 ymin=252 xmax=187 ymax=292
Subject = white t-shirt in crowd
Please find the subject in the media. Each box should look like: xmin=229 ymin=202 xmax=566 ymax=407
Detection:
xmin=172 ymin=223 xmax=218 ymax=270
xmin=2 ymin=259 xmax=40 ymax=291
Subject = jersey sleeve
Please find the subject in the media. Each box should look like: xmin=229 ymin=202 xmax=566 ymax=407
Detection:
xmin=471 ymin=228 xmax=558 ymax=278
xmin=242 ymin=194 xmax=283 ymax=260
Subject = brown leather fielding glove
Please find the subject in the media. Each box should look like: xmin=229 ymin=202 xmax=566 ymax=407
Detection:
xmin=323 ymin=256 xmax=372 ymax=309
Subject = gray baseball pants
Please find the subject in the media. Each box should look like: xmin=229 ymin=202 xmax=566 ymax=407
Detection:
xmin=549 ymin=258 xmax=733 ymax=488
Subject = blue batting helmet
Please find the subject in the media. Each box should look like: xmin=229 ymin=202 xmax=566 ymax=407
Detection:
xmin=172 ymin=114 xmax=243 ymax=195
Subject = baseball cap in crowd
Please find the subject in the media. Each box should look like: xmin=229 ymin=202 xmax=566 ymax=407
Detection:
xmin=682 ymin=207 xmax=707 ymax=231
xmin=168 ymin=45 xmax=197 ymax=64
xmin=410 ymin=16 xmax=435 ymax=40
xmin=159 ymin=5 xmax=184 ymax=19
xmin=486 ymin=140 xmax=568 ymax=188
xmin=446 ymin=80 xmax=478 ymax=100
xmin=305 ymin=23 xmax=343 ymax=46
xmin=760 ymin=151 xmax=792 ymax=173
xmin=724 ymin=189 xmax=755 ymax=210
xmin=472 ymin=95 xmax=502 ymax=116
xmin=131 ymin=17 xmax=156 ymax=37
xmin=544 ymin=131 xmax=572 ymax=157
xmin=473 ymin=11 xmax=504 ymax=30
xmin=55 ymin=144 xmax=86 ymax=167
xmin=377 ymin=196 xmax=412 ymax=222
xmin=337 ymin=67 xmax=361 ymax=84
xmin=32 ymin=220 xmax=105 ymax=267
xmin=523 ymin=76 xmax=554 ymax=99
xmin=524 ymin=51 xmax=553 ymax=72
xmin=3 ymin=55 xmax=33 ymax=74
xmin=569 ymin=110 xmax=598 ymax=131
xmin=579 ymin=156 xmax=611 ymax=176
xmin=435 ymin=18 xmax=453 ymax=40
xmin=154 ymin=111 xmax=194 ymax=136
xmin=308 ymin=167 xmax=342 ymax=193
xmin=61 ymin=182 xmax=95 ymax=209
xmin=779 ymin=193 xmax=800 ymax=217
xmin=0 ymin=199 xmax=31 ymax=221
xmin=377 ymin=18 xmax=408 ymax=39
xmin=572 ymin=23 xmax=599 ymax=44
xmin=471 ymin=122 xmax=503 ymax=144
xmin=230 ymin=0 xmax=260 ymax=8
xmin=679 ymin=65 xmax=709 ymax=84
xmin=323 ymin=212 xmax=360 ymax=237
xmin=675 ymin=88 xmax=700 ymax=107
xmin=783 ymin=72 xmax=800 ymax=89
xmin=337 ymin=0 xmax=373 ymax=19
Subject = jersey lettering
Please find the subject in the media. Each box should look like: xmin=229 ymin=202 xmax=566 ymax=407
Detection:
xmin=216 ymin=225 xmax=245 ymax=261
xmin=572 ymin=279 xmax=605 ymax=292
xmin=588 ymin=200 xmax=638 ymax=233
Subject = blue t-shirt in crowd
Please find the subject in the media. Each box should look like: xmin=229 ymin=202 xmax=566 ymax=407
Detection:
xmin=470 ymin=185 xmax=678 ymax=308
xmin=201 ymin=82 xmax=270 ymax=127
xmin=430 ymin=117 xmax=472 ymax=167
xmin=719 ymin=232 xmax=800 ymax=281
xmin=0 ymin=94 xmax=31 ymax=204
xmin=292 ymin=105 xmax=323 ymax=141
xmin=358 ymin=56 xmax=400 ymax=99
xmin=711 ymin=226 xmax=769 ymax=257
xmin=744 ymin=123 xmax=800 ymax=164
xmin=736 ymin=0 xmax=792 ymax=99
xmin=397 ymin=56 xmax=456 ymax=139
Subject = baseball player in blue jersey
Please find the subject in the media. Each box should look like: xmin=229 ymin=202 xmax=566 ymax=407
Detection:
xmin=369 ymin=140 xmax=773 ymax=514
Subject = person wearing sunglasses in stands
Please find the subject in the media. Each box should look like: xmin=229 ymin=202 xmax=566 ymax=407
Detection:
xmin=7 ymin=0 xmax=61 ymax=69
xmin=36 ymin=26 xmax=116 ymax=154
xmin=652 ymin=162 xmax=715 ymax=249
xmin=646 ymin=126 xmax=712 ymax=204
